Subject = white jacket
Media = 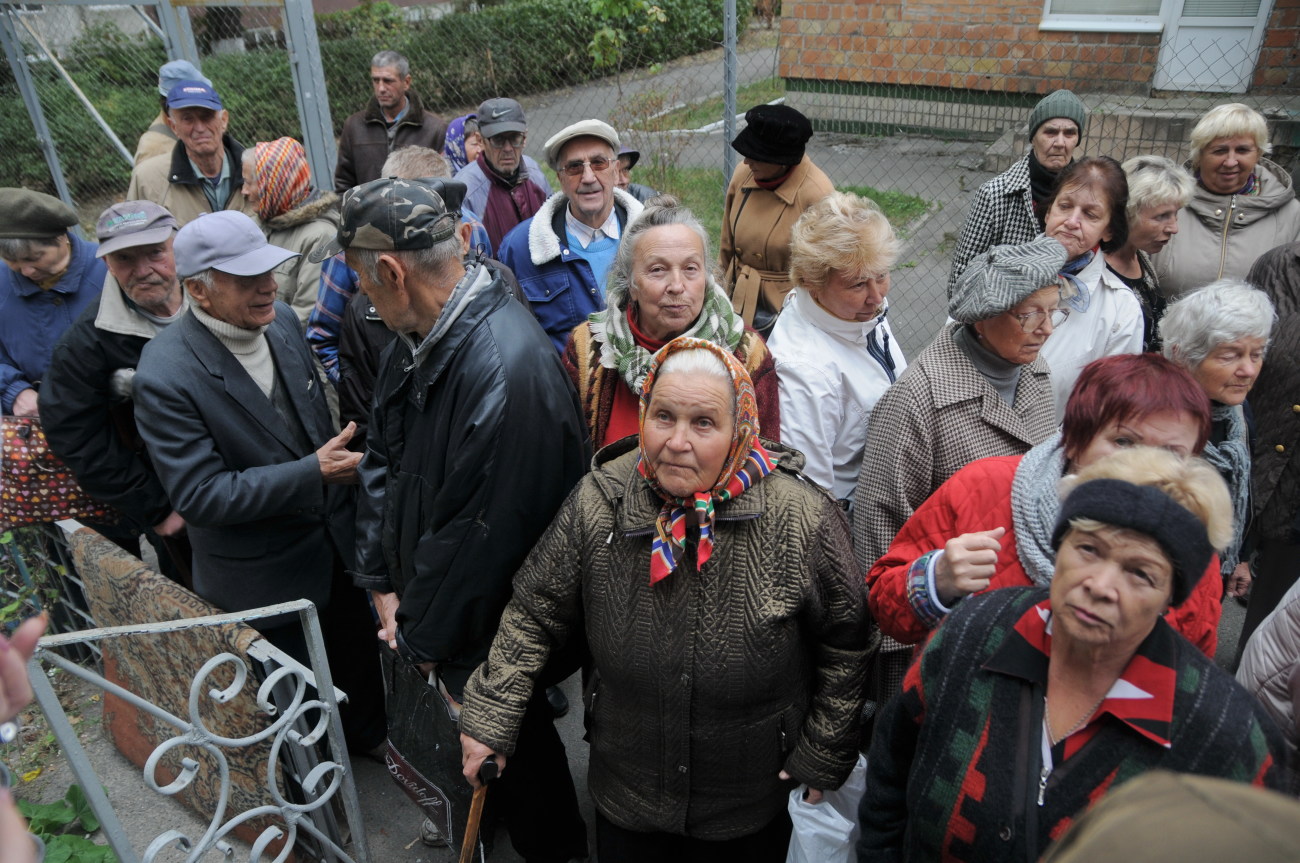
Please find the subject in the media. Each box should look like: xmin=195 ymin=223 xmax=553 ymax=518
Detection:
xmin=1040 ymin=251 xmax=1143 ymax=420
xmin=768 ymin=288 xmax=907 ymax=501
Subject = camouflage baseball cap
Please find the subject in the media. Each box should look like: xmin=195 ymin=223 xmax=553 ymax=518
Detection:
xmin=311 ymin=177 xmax=465 ymax=263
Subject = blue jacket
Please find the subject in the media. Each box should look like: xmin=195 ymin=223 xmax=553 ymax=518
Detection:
xmin=0 ymin=233 xmax=105 ymax=413
xmin=497 ymin=189 xmax=643 ymax=352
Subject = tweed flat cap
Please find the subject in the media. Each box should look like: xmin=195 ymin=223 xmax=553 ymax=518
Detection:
xmin=949 ymin=236 xmax=1067 ymax=323
xmin=0 ymin=189 xmax=78 ymax=239
xmin=311 ymin=177 xmax=465 ymax=262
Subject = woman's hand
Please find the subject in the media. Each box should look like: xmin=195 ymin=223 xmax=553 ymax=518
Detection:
xmin=1225 ymin=561 xmax=1252 ymax=598
xmin=1 ymin=613 xmax=46 ymax=723
xmin=11 ymin=388 xmax=38 ymax=418
xmin=461 ymin=733 xmax=507 ymax=788
xmin=778 ymin=769 xmax=823 ymax=804
xmin=934 ymin=527 xmax=1006 ymax=606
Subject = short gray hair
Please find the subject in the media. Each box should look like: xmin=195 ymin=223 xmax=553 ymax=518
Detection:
xmin=371 ymin=51 xmax=409 ymax=78
xmin=606 ymin=194 xmax=712 ymax=309
xmin=0 ymin=235 xmax=62 ymax=262
xmin=1122 ymin=155 xmax=1194 ymax=221
xmin=1188 ymin=103 xmax=1271 ymax=170
xmin=349 ymin=235 xmax=462 ymax=288
xmin=183 ymin=267 xmax=216 ymax=289
xmin=381 ymin=146 xmax=450 ymax=179
xmin=655 ymin=346 xmax=736 ymax=415
xmin=1159 ymin=279 xmax=1276 ymax=369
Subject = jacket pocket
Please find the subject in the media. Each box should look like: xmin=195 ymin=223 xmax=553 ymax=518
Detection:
xmin=519 ymin=272 xmax=573 ymax=306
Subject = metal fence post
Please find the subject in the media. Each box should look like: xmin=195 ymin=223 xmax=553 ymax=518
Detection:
xmin=0 ymin=5 xmax=77 ymax=213
xmin=154 ymin=0 xmax=199 ymax=66
xmin=282 ymin=0 xmax=336 ymax=193
xmin=723 ymin=0 xmax=737 ymax=185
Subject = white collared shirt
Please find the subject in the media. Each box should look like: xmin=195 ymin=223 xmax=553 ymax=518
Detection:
xmin=564 ymin=204 xmax=620 ymax=249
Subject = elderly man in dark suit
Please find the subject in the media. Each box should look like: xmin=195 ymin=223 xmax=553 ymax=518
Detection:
xmin=133 ymin=210 xmax=385 ymax=757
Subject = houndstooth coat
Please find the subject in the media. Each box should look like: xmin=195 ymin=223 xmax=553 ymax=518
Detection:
xmin=851 ymin=322 xmax=1056 ymax=570
xmin=947 ymin=155 xmax=1041 ymax=297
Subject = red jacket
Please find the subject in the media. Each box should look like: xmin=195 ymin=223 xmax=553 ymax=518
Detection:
xmin=867 ymin=454 xmax=1223 ymax=656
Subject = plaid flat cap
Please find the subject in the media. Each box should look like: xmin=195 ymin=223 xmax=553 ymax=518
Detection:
xmin=949 ymin=235 xmax=1067 ymax=323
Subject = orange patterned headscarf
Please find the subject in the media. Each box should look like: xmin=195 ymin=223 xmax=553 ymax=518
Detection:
xmin=253 ymin=137 xmax=311 ymax=222
xmin=637 ymin=337 xmax=777 ymax=584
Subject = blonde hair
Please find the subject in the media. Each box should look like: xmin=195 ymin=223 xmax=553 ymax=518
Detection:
xmin=1189 ymin=103 xmax=1271 ymax=170
xmin=1060 ymin=446 xmax=1233 ymax=551
xmin=1121 ymin=155 xmax=1194 ymax=221
xmin=789 ymin=191 xmax=899 ymax=294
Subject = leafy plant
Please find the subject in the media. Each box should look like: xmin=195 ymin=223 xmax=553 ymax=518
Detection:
xmin=589 ymin=0 xmax=667 ymax=73
xmin=18 ymin=784 xmax=117 ymax=863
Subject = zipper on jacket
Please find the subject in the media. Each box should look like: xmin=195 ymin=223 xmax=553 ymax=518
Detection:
xmin=1217 ymin=195 xmax=1236 ymax=279
xmin=866 ymin=326 xmax=898 ymax=384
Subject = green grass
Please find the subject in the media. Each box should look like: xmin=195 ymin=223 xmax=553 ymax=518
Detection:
xmin=527 ymin=167 xmax=932 ymax=261
xmin=641 ymin=76 xmax=786 ymax=131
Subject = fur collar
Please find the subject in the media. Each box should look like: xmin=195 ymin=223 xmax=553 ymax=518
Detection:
xmin=526 ymin=188 xmax=644 ymax=266
xmin=264 ymin=190 xmax=340 ymax=231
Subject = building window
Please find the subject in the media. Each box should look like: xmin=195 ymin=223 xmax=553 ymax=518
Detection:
xmin=1040 ymin=0 xmax=1165 ymax=32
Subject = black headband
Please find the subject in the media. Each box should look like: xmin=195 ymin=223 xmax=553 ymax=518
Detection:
xmin=1051 ymin=478 xmax=1213 ymax=607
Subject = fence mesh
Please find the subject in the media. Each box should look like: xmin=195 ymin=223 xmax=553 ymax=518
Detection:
xmin=1 ymin=1 xmax=1296 ymax=356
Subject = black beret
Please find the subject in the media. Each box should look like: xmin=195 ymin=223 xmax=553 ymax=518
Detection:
xmin=730 ymin=104 xmax=813 ymax=166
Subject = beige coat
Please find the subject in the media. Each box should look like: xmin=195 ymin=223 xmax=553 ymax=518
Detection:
xmin=261 ymin=192 xmax=340 ymax=325
xmin=134 ymin=112 xmax=176 ymax=165
xmin=461 ymin=440 xmax=875 ymax=840
xmin=720 ymin=156 xmax=834 ymax=324
xmin=1151 ymin=158 xmax=1300 ymax=298
xmin=126 ymin=136 xmax=258 ymax=227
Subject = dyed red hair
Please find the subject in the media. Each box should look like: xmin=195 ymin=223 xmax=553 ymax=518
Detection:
xmin=1060 ymin=353 xmax=1211 ymax=459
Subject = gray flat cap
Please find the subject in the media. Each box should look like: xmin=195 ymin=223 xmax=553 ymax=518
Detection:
xmin=949 ymin=236 xmax=1067 ymax=323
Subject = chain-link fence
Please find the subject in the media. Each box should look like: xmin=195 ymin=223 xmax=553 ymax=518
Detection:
xmin=2 ymin=1 xmax=1297 ymax=356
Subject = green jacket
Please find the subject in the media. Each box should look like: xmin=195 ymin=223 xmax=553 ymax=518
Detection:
xmin=461 ymin=439 xmax=876 ymax=840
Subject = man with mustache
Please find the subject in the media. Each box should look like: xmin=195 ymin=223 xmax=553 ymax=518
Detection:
xmin=126 ymin=79 xmax=257 ymax=226
xmin=42 ymin=201 xmax=193 ymax=583
xmin=948 ymin=89 xmax=1089 ymax=296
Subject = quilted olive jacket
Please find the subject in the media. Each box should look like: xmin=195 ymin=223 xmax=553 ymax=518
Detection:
xmin=461 ymin=439 xmax=876 ymax=840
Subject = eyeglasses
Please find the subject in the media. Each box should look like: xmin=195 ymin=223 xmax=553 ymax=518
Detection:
xmin=1011 ymin=307 xmax=1071 ymax=332
xmin=559 ymin=156 xmax=614 ymax=177
xmin=486 ymin=133 xmax=525 ymax=150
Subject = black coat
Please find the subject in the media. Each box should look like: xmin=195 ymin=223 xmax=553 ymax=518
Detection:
xmin=40 ymin=284 xmax=173 ymax=530
xmin=334 ymin=91 xmax=447 ymax=193
xmin=351 ymin=264 xmax=588 ymax=696
xmin=134 ymin=304 xmax=353 ymax=614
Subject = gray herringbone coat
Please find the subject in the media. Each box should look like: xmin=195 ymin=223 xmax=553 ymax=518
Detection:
xmin=460 ymin=440 xmax=875 ymax=840
xmin=947 ymin=154 xmax=1040 ymax=295
xmin=851 ymin=323 xmax=1056 ymax=569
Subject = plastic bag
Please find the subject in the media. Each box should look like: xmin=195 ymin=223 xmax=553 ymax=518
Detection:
xmin=785 ymin=753 xmax=868 ymax=863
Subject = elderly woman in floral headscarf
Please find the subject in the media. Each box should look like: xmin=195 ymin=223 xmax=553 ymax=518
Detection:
xmin=564 ymin=195 xmax=779 ymax=448
xmin=442 ymin=114 xmax=484 ymax=175
xmin=241 ymin=136 xmax=339 ymax=323
xmin=460 ymin=336 xmax=874 ymax=862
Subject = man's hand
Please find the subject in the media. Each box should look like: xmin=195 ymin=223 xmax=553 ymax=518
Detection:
xmin=935 ymin=527 xmax=1006 ymax=606
xmin=1225 ymin=560 xmax=1252 ymax=598
xmin=317 ymin=422 xmax=362 ymax=484
xmin=461 ymin=733 xmax=507 ymax=788
xmin=11 ymin=388 xmax=38 ymax=417
xmin=778 ymin=770 xmax=824 ymax=804
xmin=152 ymin=510 xmax=186 ymax=537
xmin=372 ymin=590 xmax=400 ymax=650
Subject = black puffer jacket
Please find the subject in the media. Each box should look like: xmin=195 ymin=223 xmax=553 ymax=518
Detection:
xmin=351 ymin=263 xmax=588 ymax=696
xmin=41 ymin=279 xmax=175 ymax=529
xmin=1247 ymin=240 xmax=1300 ymax=542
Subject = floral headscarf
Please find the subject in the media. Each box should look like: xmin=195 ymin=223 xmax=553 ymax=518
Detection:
xmin=443 ymin=114 xmax=477 ymax=175
xmin=637 ymin=337 xmax=777 ymax=584
xmin=253 ymin=137 xmax=311 ymax=222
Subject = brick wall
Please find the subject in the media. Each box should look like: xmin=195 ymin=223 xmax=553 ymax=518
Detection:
xmin=781 ymin=0 xmax=1161 ymax=97
xmin=1254 ymin=0 xmax=1299 ymax=93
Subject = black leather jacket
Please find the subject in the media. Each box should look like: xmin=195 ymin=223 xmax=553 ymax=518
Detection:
xmin=350 ymin=263 xmax=589 ymax=695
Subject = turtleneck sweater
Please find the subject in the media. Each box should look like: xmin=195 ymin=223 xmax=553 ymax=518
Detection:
xmin=952 ymin=323 xmax=1022 ymax=406
xmin=192 ymin=305 xmax=275 ymax=397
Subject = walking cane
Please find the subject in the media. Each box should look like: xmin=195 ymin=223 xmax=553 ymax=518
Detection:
xmin=458 ymin=755 xmax=498 ymax=863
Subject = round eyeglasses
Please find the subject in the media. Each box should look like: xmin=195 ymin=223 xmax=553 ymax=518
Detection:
xmin=1011 ymin=307 xmax=1070 ymax=332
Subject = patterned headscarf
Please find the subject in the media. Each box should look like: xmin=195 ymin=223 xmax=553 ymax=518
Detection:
xmin=443 ymin=114 xmax=477 ymax=175
xmin=636 ymin=337 xmax=777 ymax=585
xmin=253 ymin=137 xmax=311 ymax=222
